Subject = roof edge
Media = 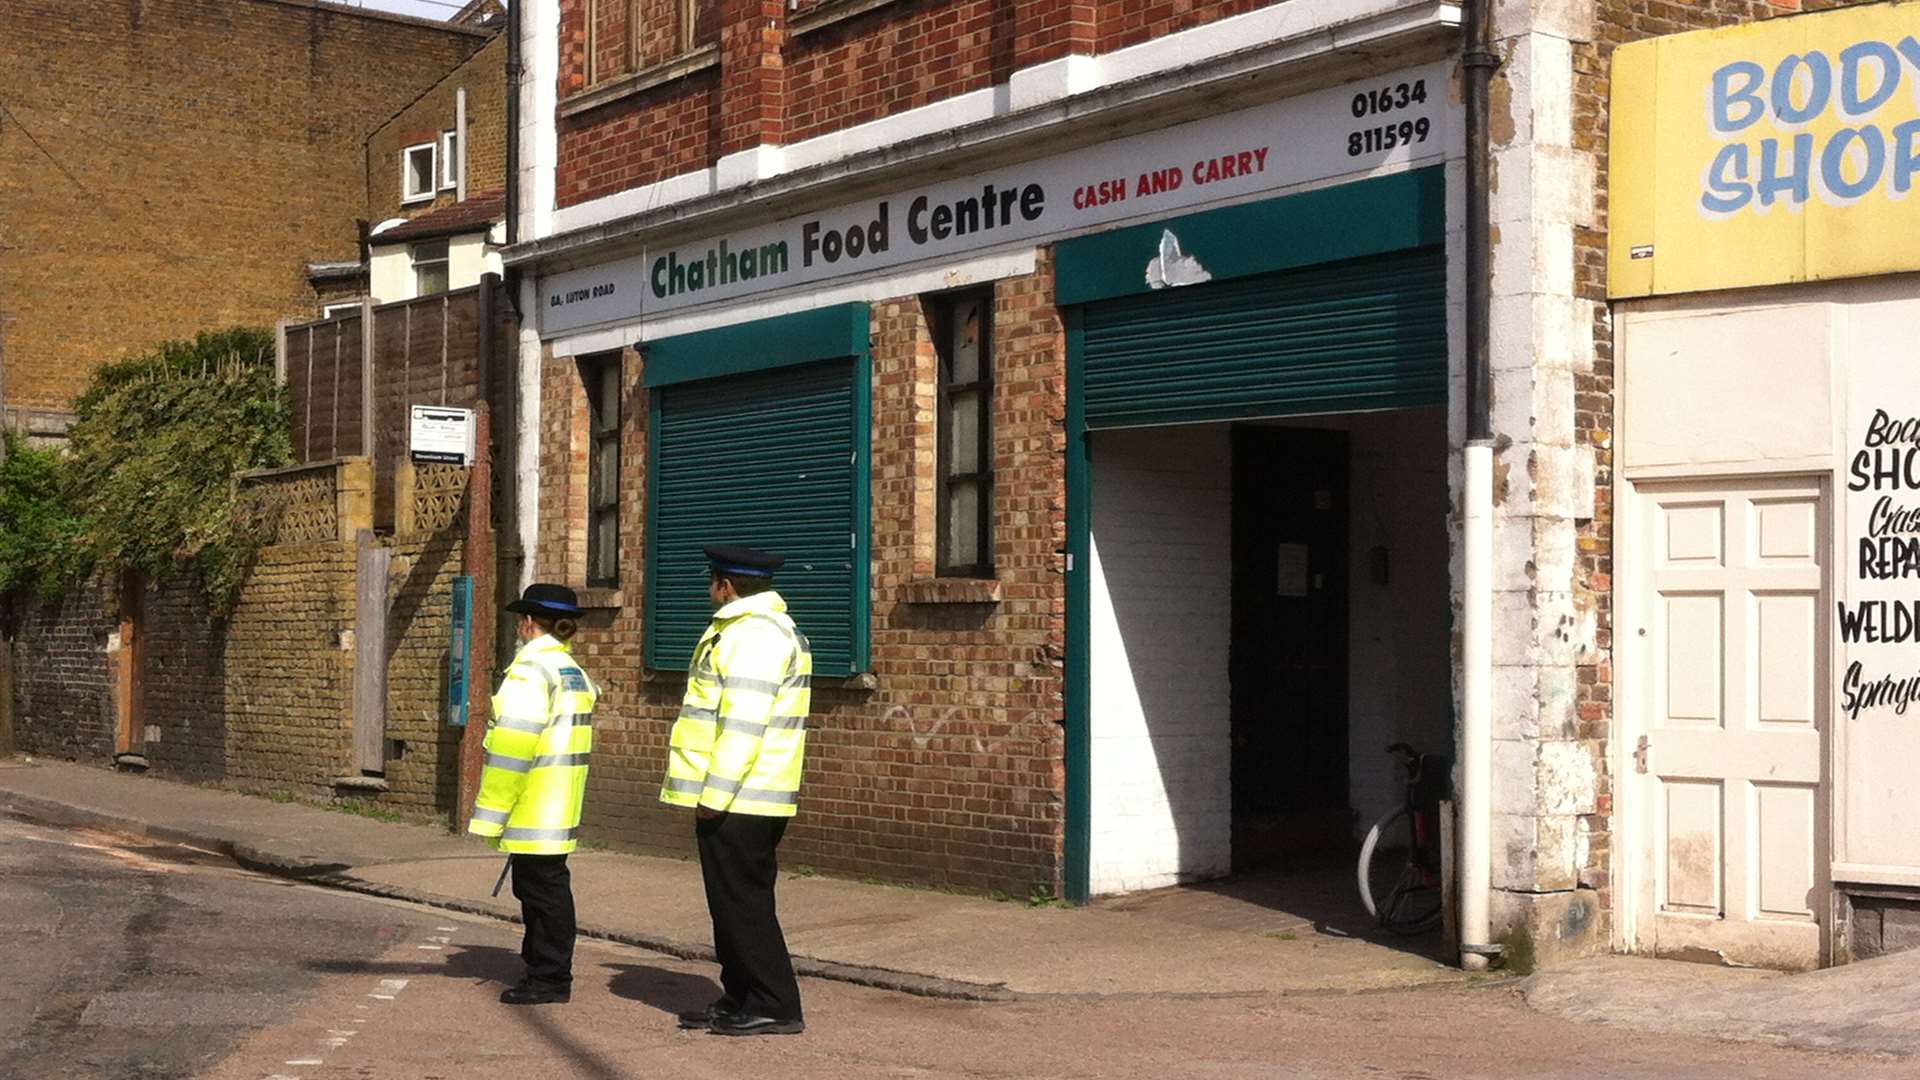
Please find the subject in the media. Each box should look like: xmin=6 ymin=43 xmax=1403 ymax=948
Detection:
xmin=252 ymin=0 xmax=494 ymax=37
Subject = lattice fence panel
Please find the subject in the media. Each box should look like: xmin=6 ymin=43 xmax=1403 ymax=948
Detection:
xmin=239 ymin=467 xmax=339 ymax=547
xmin=411 ymin=464 xmax=470 ymax=535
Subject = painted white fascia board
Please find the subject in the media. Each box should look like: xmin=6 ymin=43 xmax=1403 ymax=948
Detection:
xmin=537 ymin=0 xmax=1455 ymax=245
xmin=546 ymin=247 xmax=1039 ymax=358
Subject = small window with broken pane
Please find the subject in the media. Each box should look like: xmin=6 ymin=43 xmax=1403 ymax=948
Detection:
xmin=931 ymin=290 xmax=993 ymax=578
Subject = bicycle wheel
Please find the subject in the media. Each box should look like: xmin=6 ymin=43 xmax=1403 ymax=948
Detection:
xmin=1357 ymin=809 xmax=1443 ymax=933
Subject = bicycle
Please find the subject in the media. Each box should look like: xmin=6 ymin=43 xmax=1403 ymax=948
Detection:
xmin=1356 ymin=742 xmax=1452 ymax=934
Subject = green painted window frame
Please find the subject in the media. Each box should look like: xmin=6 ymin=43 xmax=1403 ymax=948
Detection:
xmin=641 ymin=303 xmax=873 ymax=676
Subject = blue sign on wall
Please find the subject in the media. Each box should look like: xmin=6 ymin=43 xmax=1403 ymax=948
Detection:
xmin=447 ymin=575 xmax=473 ymax=727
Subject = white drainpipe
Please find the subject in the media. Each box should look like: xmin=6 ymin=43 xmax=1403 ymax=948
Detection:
xmin=456 ymin=87 xmax=469 ymax=204
xmin=1460 ymin=439 xmax=1495 ymax=969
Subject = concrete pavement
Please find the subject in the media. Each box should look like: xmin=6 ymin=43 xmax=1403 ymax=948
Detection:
xmin=0 ymin=756 xmax=1466 ymax=999
xmin=1524 ymin=952 xmax=1920 ymax=1059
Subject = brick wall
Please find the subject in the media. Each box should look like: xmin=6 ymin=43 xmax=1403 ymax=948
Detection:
xmin=1568 ymin=0 xmax=1883 ymax=944
xmin=0 ymin=0 xmax=487 ymax=413
xmin=8 ymin=580 xmax=115 ymax=761
xmin=551 ymin=0 xmax=1292 ymax=208
xmin=221 ymin=542 xmax=359 ymax=796
xmin=537 ymin=255 xmax=1068 ymax=892
xmin=137 ymin=578 xmax=225 ymax=783
xmin=368 ymin=33 xmax=510 ymax=223
xmin=381 ymin=469 xmax=473 ymax=813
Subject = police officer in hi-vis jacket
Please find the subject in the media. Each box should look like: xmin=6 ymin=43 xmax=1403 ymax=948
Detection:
xmin=664 ymin=546 xmax=812 ymax=1036
xmin=469 ymin=583 xmax=598 ymax=1006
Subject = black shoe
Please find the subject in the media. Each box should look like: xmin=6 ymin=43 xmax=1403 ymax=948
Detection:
xmin=677 ymin=1001 xmax=739 ymax=1030
xmin=710 ymin=1013 xmax=805 ymax=1037
xmin=500 ymin=982 xmax=571 ymax=1005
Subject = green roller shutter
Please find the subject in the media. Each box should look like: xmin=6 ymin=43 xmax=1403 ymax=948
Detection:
xmin=646 ymin=359 xmax=865 ymax=676
xmin=1079 ymin=246 xmax=1447 ymax=428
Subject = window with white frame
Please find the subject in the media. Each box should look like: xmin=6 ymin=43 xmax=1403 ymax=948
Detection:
xmin=439 ymin=130 xmax=459 ymax=191
xmin=321 ymin=300 xmax=364 ymax=319
xmin=402 ymin=143 xmax=437 ymax=203
xmin=412 ymin=239 xmax=450 ymax=296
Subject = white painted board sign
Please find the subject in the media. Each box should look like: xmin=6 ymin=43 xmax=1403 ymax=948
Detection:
xmin=1834 ymin=298 xmax=1920 ymax=886
xmin=410 ymin=405 xmax=476 ymax=466
xmin=539 ymin=60 xmax=1455 ymax=336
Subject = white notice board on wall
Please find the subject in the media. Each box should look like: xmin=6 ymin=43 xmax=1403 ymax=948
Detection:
xmin=1832 ymin=295 xmax=1920 ymax=887
xmin=409 ymin=405 xmax=475 ymax=466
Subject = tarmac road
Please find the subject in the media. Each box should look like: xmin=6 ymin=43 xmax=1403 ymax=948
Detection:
xmin=3 ymin=813 xmax=1912 ymax=1080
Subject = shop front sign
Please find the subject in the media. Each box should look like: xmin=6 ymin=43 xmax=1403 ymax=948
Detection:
xmin=540 ymin=60 xmax=1453 ymax=336
xmin=1611 ymin=4 xmax=1920 ymax=298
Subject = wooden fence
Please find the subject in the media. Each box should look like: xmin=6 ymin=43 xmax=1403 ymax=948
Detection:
xmin=279 ymin=279 xmax=514 ymax=530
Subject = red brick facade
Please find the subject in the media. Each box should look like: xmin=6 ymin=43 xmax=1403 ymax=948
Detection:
xmin=553 ymin=0 xmax=1293 ymax=207
xmin=539 ymin=259 xmax=1068 ymax=891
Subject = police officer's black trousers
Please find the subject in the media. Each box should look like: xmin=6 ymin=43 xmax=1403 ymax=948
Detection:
xmin=696 ymin=813 xmax=802 ymax=1021
xmin=509 ymin=853 xmax=575 ymax=989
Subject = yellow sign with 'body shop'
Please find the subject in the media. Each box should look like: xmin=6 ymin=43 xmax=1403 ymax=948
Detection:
xmin=1610 ymin=4 xmax=1920 ymax=298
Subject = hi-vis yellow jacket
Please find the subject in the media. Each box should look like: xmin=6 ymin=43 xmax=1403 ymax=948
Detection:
xmin=468 ymin=635 xmax=597 ymax=854
xmin=661 ymin=591 xmax=811 ymax=817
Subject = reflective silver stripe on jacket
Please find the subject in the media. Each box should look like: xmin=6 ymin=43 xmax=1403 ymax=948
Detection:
xmin=678 ymin=705 xmax=720 ymax=724
xmin=782 ymin=674 xmax=812 ymax=690
xmin=514 ymin=662 xmax=557 ymax=689
xmin=735 ymin=787 xmax=799 ymax=805
xmin=663 ymin=776 xmax=705 ymax=796
xmin=495 ymin=715 xmax=546 ymax=735
xmin=550 ymin=712 xmax=592 ymax=730
xmin=720 ymin=675 xmax=783 ymax=696
xmin=529 ymin=752 xmax=591 ymax=770
xmin=470 ymin=806 xmax=509 ymax=825
xmin=501 ymin=826 xmax=578 ymax=843
xmin=703 ymin=774 xmax=743 ymax=795
xmin=484 ymin=752 xmax=532 ymax=773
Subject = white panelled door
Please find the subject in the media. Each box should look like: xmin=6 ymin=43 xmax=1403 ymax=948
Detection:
xmin=1632 ymin=477 xmax=1828 ymax=970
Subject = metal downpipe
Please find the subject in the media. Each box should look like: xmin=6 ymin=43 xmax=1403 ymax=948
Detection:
xmin=1459 ymin=0 xmax=1501 ymax=971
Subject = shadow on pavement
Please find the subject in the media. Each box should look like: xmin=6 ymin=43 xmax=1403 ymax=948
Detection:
xmin=604 ymin=962 xmax=722 ymax=1017
xmin=303 ymin=944 xmax=524 ymax=986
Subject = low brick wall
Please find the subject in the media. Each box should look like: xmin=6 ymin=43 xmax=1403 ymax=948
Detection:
xmin=221 ymin=542 xmax=359 ymax=797
xmin=138 ymin=577 xmax=225 ymax=782
xmin=9 ymin=579 xmax=115 ymax=761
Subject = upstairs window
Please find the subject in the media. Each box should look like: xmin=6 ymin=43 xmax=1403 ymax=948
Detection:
xmin=439 ymin=130 xmax=459 ymax=191
xmin=402 ymin=143 xmax=437 ymax=203
xmin=411 ymin=239 xmax=450 ymax=296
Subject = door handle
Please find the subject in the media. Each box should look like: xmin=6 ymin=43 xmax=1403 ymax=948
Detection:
xmin=1634 ymin=735 xmax=1650 ymax=775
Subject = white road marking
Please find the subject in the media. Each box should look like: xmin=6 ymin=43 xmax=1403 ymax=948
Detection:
xmin=285 ymin=1059 xmax=324 ymax=1066
xmin=417 ymin=944 xmax=444 ymax=950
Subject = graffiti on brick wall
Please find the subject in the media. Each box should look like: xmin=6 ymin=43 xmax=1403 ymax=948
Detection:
xmin=884 ymin=703 xmax=1001 ymax=754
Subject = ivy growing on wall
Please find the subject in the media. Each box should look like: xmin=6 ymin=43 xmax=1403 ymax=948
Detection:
xmin=0 ymin=328 xmax=293 ymax=611
xmin=0 ymin=434 xmax=90 ymax=599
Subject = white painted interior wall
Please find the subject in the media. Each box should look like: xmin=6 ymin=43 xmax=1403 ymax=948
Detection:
xmin=1339 ymin=408 xmax=1453 ymax=832
xmin=1087 ymin=410 xmax=1451 ymax=894
xmin=1088 ymin=425 xmax=1234 ymax=894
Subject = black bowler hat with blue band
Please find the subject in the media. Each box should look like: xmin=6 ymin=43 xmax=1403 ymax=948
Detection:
xmin=505 ymin=582 xmax=583 ymax=616
xmin=705 ymin=545 xmax=784 ymax=578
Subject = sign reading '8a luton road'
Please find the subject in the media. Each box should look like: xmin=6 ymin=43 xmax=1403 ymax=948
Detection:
xmin=1610 ymin=3 xmax=1920 ymax=298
